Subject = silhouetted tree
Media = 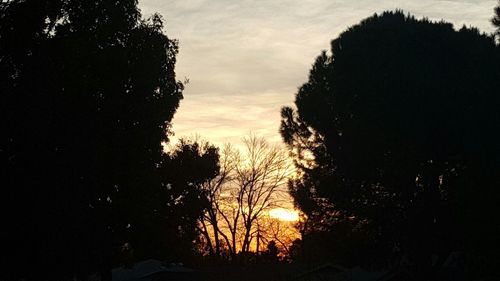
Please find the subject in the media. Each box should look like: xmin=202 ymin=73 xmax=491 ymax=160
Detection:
xmin=198 ymin=144 xmax=237 ymax=259
xmin=281 ymin=11 xmax=500 ymax=279
xmin=1 ymin=1 xmax=182 ymax=280
xmin=153 ymin=139 xmax=220 ymax=262
xmin=493 ymin=0 xmax=500 ymax=38
xmin=198 ymin=136 xmax=293 ymax=262
xmin=262 ymin=240 xmax=279 ymax=263
xmin=235 ymin=136 xmax=291 ymax=255
xmin=264 ymin=217 xmax=297 ymax=258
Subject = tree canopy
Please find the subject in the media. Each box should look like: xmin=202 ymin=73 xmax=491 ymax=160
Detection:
xmin=493 ymin=0 xmax=500 ymax=37
xmin=280 ymin=11 xmax=500 ymax=278
xmin=1 ymin=0 xmax=185 ymax=279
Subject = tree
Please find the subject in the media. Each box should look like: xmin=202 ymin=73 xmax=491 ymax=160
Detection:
xmin=493 ymin=0 xmax=500 ymax=38
xmin=154 ymin=139 xmax=220 ymax=262
xmin=1 ymin=1 xmax=183 ymax=280
xmin=197 ymin=144 xmax=237 ymax=259
xmin=198 ymin=135 xmax=292 ymax=261
xmin=261 ymin=240 xmax=279 ymax=263
xmin=235 ymin=136 xmax=291 ymax=254
xmin=281 ymin=11 xmax=500 ymax=277
xmin=261 ymin=216 xmax=299 ymax=259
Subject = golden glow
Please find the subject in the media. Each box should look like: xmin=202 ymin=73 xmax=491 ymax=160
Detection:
xmin=269 ymin=208 xmax=299 ymax=222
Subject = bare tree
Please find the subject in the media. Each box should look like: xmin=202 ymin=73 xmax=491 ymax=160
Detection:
xmin=198 ymin=144 xmax=238 ymax=258
xmin=261 ymin=217 xmax=300 ymax=257
xmin=235 ymin=135 xmax=291 ymax=254
xmin=198 ymin=135 xmax=294 ymax=260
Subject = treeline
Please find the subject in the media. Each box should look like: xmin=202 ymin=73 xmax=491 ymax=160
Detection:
xmin=2 ymin=0 xmax=500 ymax=281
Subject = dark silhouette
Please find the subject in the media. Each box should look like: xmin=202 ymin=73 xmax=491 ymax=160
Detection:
xmin=1 ymin=1 xmax=183 ymax=280
xmin=197 ymin=136 xmax=290 ymax=262
xmin=493 ymin=0 xmax=500 ymax=38
xmin=280 ymin=11 xmax=500 ymax=280
xmin=261 ymin=240 xmax=279 ymax=263
xmin=156 ymin=139 xmax=220 ymax=263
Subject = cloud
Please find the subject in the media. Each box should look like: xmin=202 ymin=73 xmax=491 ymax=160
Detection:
xmin=168 ymin=89 xmax=295 ymax=149
xmin=140 ymin=0 xmax=497 ymax=149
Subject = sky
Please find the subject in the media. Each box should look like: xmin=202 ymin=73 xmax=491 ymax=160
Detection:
xmin=139 ymin=0 xmax=497 ymax=149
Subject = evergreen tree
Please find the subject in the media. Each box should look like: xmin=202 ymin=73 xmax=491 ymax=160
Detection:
xmin=281 ymin=11 xmax=500 ymax=278
xmin=493 ymin=0 xmax=500 ymax=37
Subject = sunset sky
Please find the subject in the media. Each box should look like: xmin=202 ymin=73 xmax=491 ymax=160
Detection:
xmin=139 ymin=0 xmax=497 ymax=149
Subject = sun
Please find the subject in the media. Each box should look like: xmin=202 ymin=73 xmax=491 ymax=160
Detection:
xmin=269 ymin=208 xmax=299 ymax=222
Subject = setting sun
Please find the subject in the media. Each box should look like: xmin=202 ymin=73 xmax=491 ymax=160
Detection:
xmin=269 ymin=208 xmax=299 ymax=222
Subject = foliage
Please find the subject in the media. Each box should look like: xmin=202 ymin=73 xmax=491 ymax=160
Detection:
xmin=155 ymin=139 xmax=220 ymax=262
xmin=493 ymin=0 xmax=500 ymax=37
xmin=260 ymin=240 xmax=279 ymax=263
xmin=280 ymin=11 xmax=500 ymax=277
xmin=1 ymin=0 xmax=184 ymax=279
